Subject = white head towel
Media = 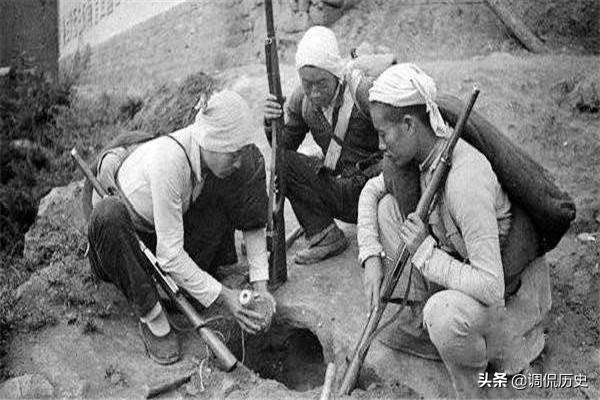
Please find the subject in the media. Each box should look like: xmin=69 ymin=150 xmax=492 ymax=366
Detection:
xmin=369 ymin=63 xmax=451 ymax=137
xmin=295 ymin=26 xmax=344 ymax=79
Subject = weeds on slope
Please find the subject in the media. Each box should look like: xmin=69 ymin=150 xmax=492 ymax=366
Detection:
xmin=0 ymin=63 xmax=216 ymax=379
xmin=0 ymin=61 xmax=140 ymax=378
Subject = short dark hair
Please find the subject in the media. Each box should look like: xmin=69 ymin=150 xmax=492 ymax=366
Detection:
xmin=371 ymin=101 xmax=430 ymax=127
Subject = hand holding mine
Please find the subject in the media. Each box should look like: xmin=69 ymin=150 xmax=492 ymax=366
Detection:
xmin=219 ymin=287 xmax=264 ymax=334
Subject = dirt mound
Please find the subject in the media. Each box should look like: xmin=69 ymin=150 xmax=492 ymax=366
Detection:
xmin=129 ymin=71 xmax=216 ymax=136
xmin=552 ymin=69 xmax=600 ymax=114
xmin=331 ymin=0 xmax=599 ymax=61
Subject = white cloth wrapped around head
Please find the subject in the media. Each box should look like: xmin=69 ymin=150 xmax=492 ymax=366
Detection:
xmin=295 ymin=26 xmax=344 ymax=79
xmin=369 ymin=63 xmax=452 ymax=138
xmin=193 ymin=89 xmax=253 ymax=153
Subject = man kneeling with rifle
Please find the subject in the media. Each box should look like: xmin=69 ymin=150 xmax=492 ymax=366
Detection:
xmin=358 ymin=65 xmax=549 ymax=398
xmin=85 ymin=90 xmax=275 ymax=365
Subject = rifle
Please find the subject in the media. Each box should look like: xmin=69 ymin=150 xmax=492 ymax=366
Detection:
xmin=70 ymin=148 xmax=238 ymax=372
xmin=264 ymin=0 xmax=287 ymax=285
xmin=338 ymin=88 xmax=480 ymax=394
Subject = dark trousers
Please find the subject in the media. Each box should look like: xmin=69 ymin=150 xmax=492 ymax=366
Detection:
xmin=284 ymin=150 xmax=368 ymax=238
xmin=88 ymin=197 xmax=236 ymax=317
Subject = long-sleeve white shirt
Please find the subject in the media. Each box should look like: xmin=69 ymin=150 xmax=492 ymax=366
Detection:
xmin=95 ymin=128 xmax=268 ymax=307
xmin=357 ymin=139 xmax=511 ymax=306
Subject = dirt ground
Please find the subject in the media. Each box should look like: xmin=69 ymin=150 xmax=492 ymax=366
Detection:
xmin=3 ymin=51 xmax=598 ymax=399
xmin=225 ymin=53 xmax=600 ymax=399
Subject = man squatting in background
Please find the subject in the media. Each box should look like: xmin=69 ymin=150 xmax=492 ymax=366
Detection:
xmin=264 ymin=26 xmax=395 ymax=264
xmin=86 ymin=90 xmax=275 ymax=365
xmin=359 ymin=64 xmax=549 ymax=398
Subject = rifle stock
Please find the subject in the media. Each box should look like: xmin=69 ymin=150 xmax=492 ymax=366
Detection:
xmin=264 ymin=0 xmax=287 ymax=285
xmin=338 ymin=88 xmax=480 ymax=394
xmin=70 ymin=148 xmax=238 ymax=372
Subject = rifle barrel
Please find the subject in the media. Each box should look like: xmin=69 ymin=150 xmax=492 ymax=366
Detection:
xmin=265 ymin=0 xmax=275 ymax=37
xmin=337 ymin=88 xmax=480 ymax=395
xmin=264 ymin=0 xmax=287 ymax=285
xmin=70 ymin=148 xmax=237 ymax=372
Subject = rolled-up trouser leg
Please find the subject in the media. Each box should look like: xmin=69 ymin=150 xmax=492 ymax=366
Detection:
xmin=377 ymin=194 xmax=431 ymax=302
xmin=284 ymin=150 xmax=365 ymax=237
xmin=88 ymin=197 xmax=159 ymax=318
xmin=423 ymin=289 xmax=490 ymax=399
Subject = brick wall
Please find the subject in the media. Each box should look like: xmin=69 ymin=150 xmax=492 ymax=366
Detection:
xmin=1 ymin=0 xmax=59 ymax=79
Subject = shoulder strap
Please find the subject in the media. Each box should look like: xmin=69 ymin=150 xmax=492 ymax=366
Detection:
xmin=301 ymin=94 xmax=309 ymax=123
xmin=346 ymin=69 xmax=369 ymax=119
xmin=323 ymin=83 xmax=355 ymax=170
xmin=112 ymin=135 xmax=195 ymax=232
xmin=165 ymin=134 xmax=194 ymax=173
xmin=300 ymin=79 xmax=374 ymax=162
xmin=438 ymin=198 xmax=469 ymax=261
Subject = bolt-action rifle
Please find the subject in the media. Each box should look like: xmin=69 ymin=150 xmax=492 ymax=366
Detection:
xmin=264 ymin=0 xmax=287 ymax=285
xmin=338 ymin=88 xmax=480 ymax=394
xmin=70 ymin=148 xmax=238 ymax=372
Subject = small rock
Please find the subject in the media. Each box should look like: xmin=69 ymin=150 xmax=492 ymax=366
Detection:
xmin=219 ymin=375 xmax=241 ymax=398
xmin=0 ymin=374 xmax=54 ymax=398
xmin=66 ymin=312 xmax=77 ymax=324
xmin=577 ymin=232 xmax=597 ymax=242
xmin=185 ymin=381 xmax=199 ymax=396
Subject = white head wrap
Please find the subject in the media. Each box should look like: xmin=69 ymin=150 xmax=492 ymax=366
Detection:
xmin=295 ymin=26 xmax=344 ymax=79
xmin=168 ymin=90 xmax=252 ymax=187
xmin=193 ymin=89 xmax=253 ymax=152
xmin=369 ymin=63 xmax=451 ymax=137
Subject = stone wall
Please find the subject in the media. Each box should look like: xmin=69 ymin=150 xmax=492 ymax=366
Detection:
xmin=0 ymin=0 xmax=59 ymax=79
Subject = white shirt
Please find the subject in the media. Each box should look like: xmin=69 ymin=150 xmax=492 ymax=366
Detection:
xmin=357 ymin=140 xmax=511 ymax=306
xmin=95 ymin=129 xmax=268 ymax=307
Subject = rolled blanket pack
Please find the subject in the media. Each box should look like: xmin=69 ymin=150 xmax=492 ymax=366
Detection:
xmin=436 ymin=93 xmax=576 ymax=253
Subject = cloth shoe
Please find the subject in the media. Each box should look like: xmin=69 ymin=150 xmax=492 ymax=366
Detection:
xmin=378 ymin=303 xmax=442 ymax=361
xmin=138 ymin=321 xmax=181 ymax=365
xmin=294 ymin=224 xmax=348 ymax=264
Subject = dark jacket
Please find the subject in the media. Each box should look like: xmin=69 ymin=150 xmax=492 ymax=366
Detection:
xmin=266 ymin=78 xmax=380 ymax=176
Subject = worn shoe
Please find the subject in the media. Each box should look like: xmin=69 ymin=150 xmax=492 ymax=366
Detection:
xmin=294 ymin=224 xmax=349 ymax=265
xmin=138 ymin=321 xmax=181 ymax=365
xmin=378 ymin=305 xmax=442 ymax=361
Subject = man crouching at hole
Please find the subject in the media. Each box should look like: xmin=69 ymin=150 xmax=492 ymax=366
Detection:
xmin=359 ymin=65 xmax=549 ymax=398
xmin=85 ymin=90 xmax=276 ymax=365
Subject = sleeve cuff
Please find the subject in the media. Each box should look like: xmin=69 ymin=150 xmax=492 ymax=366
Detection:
xmin=244 ymin=229 xmax=270 ymax=283
xmin=411 ymin=235 xmax=436 ymax=271
xmin=358 ymin=244 xmax=385 ymax=266
xmin=201 ymin=278 xmax=223 ymax=308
